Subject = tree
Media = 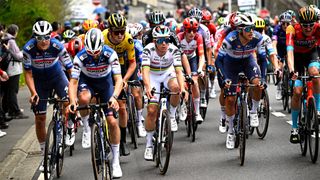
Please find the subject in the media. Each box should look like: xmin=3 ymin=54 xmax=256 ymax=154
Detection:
xmin=0 ymin=0 xmax=71 ymax=46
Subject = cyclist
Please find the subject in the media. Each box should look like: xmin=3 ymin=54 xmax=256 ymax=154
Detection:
xmin=255 ymin=18 xmax=280 ymax=84
xmin=78 ymin=19 xmax=99 ymax=43
xmin=187 ymin=8 xmax=212 ymax=108
xmin=126 ymin=23 xmax=147 ymax=137
xmin=177 ymin=17 xmax=205 ymax=123
xmin=215 ymin=13 xmax=266 ymax=149
xmin=66 ymin=37 xmax=84 ymax=58
xmin=142 ymin=25 xmax=186 ymax=160
xmin=201 ymin=9 xmax=217 ymax=99
xmin=62 ymin=29 xmax=76 ymax=44
xmin=272 ymin=12 xmax=292 ymax=100
xmin=286 ymin=6 xmax=320 ymax=143
xmin=286 ymin=9 xmax=298 ymax=25
xmin=68 ymin=28 xmax=123 ymax=178
xmin=102 ymin=13 xmax=136 ymax=156
xmin=23 ymin=20 xmax=73 ymax=170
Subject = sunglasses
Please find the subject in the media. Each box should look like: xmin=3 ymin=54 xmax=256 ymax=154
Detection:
xmin=185 ymin=28 xmax=197 ymax=33
xmin=35 ymin=35 xmax=51 ymax=41
xmin=281 ymin=22 xmax=290 ymax=26
xmin=112 ymin=30 xmax=125 ymax=35
xmin=242 ymin=26 xmax=254 ymax=33
xmin=301 ymin=22 xmax=315 ymax=28
xmin=156 ymin=37 xmax=170 ymax=44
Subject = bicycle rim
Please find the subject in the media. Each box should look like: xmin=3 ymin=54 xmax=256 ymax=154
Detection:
xmin=307 ymin=98 xmax=319 ymax=163
xmin=158 ymin=110 xmax=172 ymax=175
xmin=240 ymin=101 xmax=247 ymax=166
xmin=91 ymin=123 xmax=107 ymax=180
xmin=299 ymin=100 xmax=307 ymax=156
xmin=56 ymin=120 xmax=65 ymax=178
xmin=256 ymin=90 xmax=270 ymax=139
xmin=282 ymin=73 xmax=289 ymax=111
xmin=186 ymin=98 xmax=192 ymax=137
xmin=191 ymin=98 xmax=196 ymax=142
xmin=129 ymin=96 xmax=138 ymax=149
xmin=44 ymin=120 xmax=56 ymax=180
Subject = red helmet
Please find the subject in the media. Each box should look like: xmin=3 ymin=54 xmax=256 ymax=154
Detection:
xmin=229 ymin=12 xmax=238 ymax=29
xmin=67 ymin=37 xmax=84 ymax=57
xmin=183 ymin=17 xmax=199 ymax=30
xmin=202 ymin=10 xmax=212 ymax=22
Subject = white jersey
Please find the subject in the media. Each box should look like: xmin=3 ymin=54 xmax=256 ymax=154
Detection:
xmin=142 ymin=43 xmax=182 ymax=74
xmin=262 ymin=34 xmax=276 ymax=56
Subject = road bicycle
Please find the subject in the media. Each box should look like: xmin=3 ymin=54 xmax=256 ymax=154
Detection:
xmin=183 ymin=75 xmax=197 ymax=142
xmin=32 ymin=97 xmax=69 ymax=180
xmin=297 ymin=75 xmax=319 ymax=163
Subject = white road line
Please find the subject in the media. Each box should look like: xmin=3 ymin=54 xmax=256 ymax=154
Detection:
xmin=271 ymin=112 xmax=286 ymax=117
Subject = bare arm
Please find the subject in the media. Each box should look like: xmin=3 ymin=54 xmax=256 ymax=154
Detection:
xmin=68 ymin=78 xmax=78 ymax=105
xmin=113 ymin=74 xmax=123 ymax=97
xmin=24 ymin=70 xmax=37 ymax=96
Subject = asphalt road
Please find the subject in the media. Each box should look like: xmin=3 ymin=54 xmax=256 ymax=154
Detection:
xmin=31 ymin=81 xmax=320 ymax=180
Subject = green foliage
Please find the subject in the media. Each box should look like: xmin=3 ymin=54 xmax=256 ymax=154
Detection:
xmin=0 ymin=0 xmax=70 ymax=47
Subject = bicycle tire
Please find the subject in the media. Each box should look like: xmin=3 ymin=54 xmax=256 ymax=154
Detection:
xmin=282 ymin=70 xmax=289 ymax=111
xmin=69 ymin=144 xmax=74 ymax=156
xmin=186 ymin=95 xmax=192 ymax=138
xmin=256 ymin=89 xmax=270 ymax=139
xmin=299 ymin=99 xmax=308 ymax=156
xmin=128 ymin=95 xmax=138 ymax=149
xmin=307 ymin=98 xmax=319 ymax=163
xmin=158 ymin=110 xmax=172 ymax=175
xmin=91 ymin=123 xmax=110 ymax=180
xmin=191 ymin=98 xmax=197 ymax=142
xmin=44 ymin=120 xmax=56 ymax=180
xmin=240 ymin=101 xmax=247 ymax=166
xmin=56 ymin=120 xmax=65 ymax=178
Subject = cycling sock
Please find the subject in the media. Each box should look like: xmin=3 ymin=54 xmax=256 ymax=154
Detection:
xmin=194 ymin=98 xmax=200 ymax=115
xmin=221 ymin=106 xmax=226 ymax=120
xmin=314 ymin=93 xmax=320 ymax=111
xmin=120 ymin=127 xmax=126 ymax=143
xmin=169 ymin=105 xmax=177 ymax=118
xmin=111 ymin=144 xmax=120 ymax=166
xmin=39 ymin=142 xmax=45 ymax=156
xmin=146 ymin=131 xmax=154 ymax=148
xmin=81 ymin=115 xmax=89 ymax=132
xmin=137 ymin=109 xmax=143 ymax=125
xmin=291 ymin=109 xmax=299 ymax=129
xmin=251 ymin=99 xmax=259 ymax=113
xmin=227 ymin=115 xmax=235 ymax=134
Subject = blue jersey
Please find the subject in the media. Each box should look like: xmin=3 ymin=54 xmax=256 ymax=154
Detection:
xmin=23 ymin=38 xmax=73 ymax=80
xmin=215 ymin=30 xmax=266 ymax=78
xmin=272 ymin=24 xmax=287 ymax=58
xmin=71 ymin=45 xmax=121 ymax=80
xmin=134 ymin=39 xmax=143 ymax=65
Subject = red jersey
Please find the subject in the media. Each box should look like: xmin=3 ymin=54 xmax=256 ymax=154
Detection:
xmin=286 ymin=23 xmax=320 ymax=53
xmin=177 ymin=32 xmax=204 ymax=59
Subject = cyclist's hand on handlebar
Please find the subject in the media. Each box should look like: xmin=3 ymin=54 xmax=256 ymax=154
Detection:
xmin=207 ymin=65 xmax=215 ymax=73
xmin=146 ymin=87 xmax=155 ymax=99
xmin=181 ymin=89 xmax=188 ymax=102
xmin=290 ymin=71 xmax=298 ymax=80
xmin=109 ymin=96 xmax=119 ymax=111
xmin=67 ymin=102 xmax=77 ymax=114
xmin=223 ymin=79 xmax=232 ymax=89
xmin=30 ymin=94 xmax=39 ymax=105
xmin=197 ymin=70 xmax=204 ymax=77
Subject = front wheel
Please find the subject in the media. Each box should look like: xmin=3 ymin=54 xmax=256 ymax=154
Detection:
xmin=307 ymin=98 xmax=319 ymax=163
xmin=56 ymin=120 xmax=65 ymax=178
xmin=44 ymin=120 xmax=56 ymax=180
xmin=91 ymin=123 xmax=111 ymax=180
xmin=239 ymin=101 xmax=247 ymax=166
xmin=158 ymin=110 xmax=172 ymax=175
xmin=128 ymin=95 xmax=138 ymax=149
xmin=256 ymin=89 xmax=270 ymax=139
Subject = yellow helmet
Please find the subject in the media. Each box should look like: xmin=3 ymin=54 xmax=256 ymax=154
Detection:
xmin=298 ymin=6 xmax=317 ymax=23
xmin=255 ymin=17 xmax=265 ymax=28
xmin=217 ymin=17 xmax=225 ymax=26
xmin=82 ymin=19 xmax=98 ymax=32
xmin=108 ymin=13 xmax=127 ymax=30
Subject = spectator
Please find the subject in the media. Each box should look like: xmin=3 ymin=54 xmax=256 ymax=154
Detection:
xmin=1 ymin=24 xmax=28 ymax=120
xmin=0 ymin=23 xmax=10 ymax=135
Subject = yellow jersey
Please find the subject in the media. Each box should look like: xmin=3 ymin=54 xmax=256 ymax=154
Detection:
xmin=102 ymin=29 xmax=135 ymax=65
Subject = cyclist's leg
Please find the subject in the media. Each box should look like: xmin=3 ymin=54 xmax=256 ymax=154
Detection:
xmin=165 ymin=71 xmax=179 ymax=131
xmin=117 ymin=95 xmax=130 ymax=156
xmin=308 ymin=59 xmax=320 ymax=113
xmin=144 ymin=73 xmax=159 ymax=160
xmin=218 ymin=72 xmax=227 ymax=133
xmin=188 ymin=56 xmax=201 ymax=119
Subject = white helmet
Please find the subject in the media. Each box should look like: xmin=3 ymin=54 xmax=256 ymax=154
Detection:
xmin=234 ymin=13 xmax=255 ymax=27
xmin=126 ymin=26 xmax=139 ymax=38
xmin=33 ymin=21 xmax=52 ymax=36
xmin=84 ymin=28 xmax=104 ymax=56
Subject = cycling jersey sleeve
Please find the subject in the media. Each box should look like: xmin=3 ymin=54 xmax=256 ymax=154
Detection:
xmin=141 ymin=48 xmax=151 ymax=68
xmin=215 ymin=40 xmax=230 ymax=79
xmin=135 ymin=40 xmax=144 ymax=64
xmin=70 ymin=55 xmax=83 ymax=80
xmin=127 ymin=36 xmax=136 ymax=63
xmin=286 ymin=25 xmax=295 ymax=51
xmin=196 ymin=34 xmax=204 ymax=56
xmin=109 ymin=51 xmax=121 ymax=75
xmin=202 ymin=25 xmax=212 ymax=48
xmin=172 ymin=48 xmax=182 ymax=69
xmin=264 ymin=36 xmax=276 ymax=55
xmin=58 ymin=48 xmax=73 ymax=70
xmin=22 ymin=50 xmax=32 ymax=70
xmin=256 ymin=36 xmax=267 ymax=60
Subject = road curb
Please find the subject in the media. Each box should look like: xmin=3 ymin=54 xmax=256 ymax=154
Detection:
xmin=0 ymin=124 xmax=38 ymax=179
